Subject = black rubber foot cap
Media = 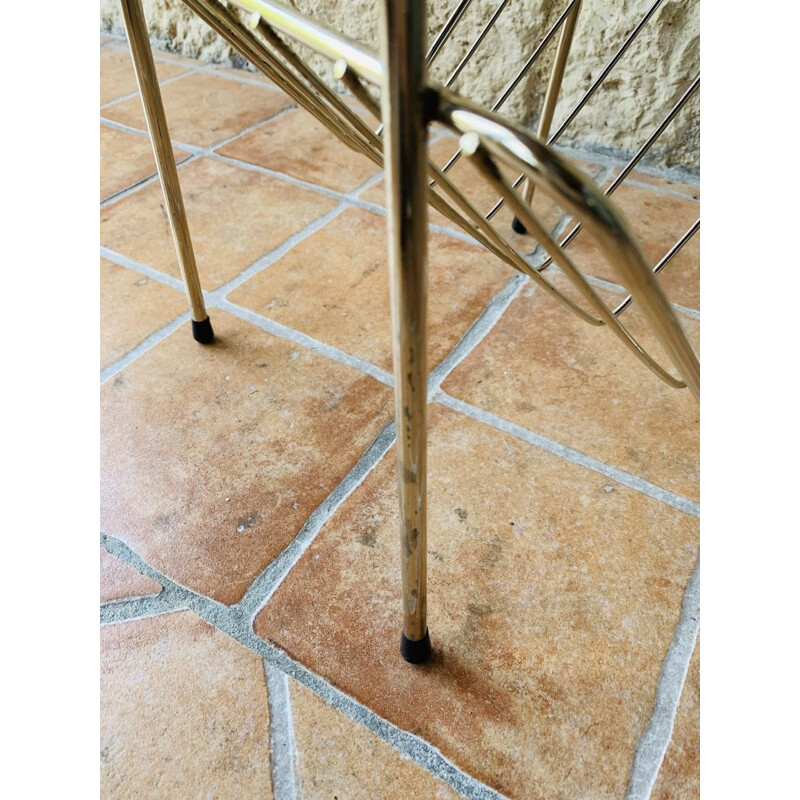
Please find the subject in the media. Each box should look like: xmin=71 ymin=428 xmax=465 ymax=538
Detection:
xmin=511 ymin=216 xmax=527 ymax=235
xmin=192 ymin=317 xmax=214 ymax=344
xmin=401 ymin=630 xmax=431 ymax=664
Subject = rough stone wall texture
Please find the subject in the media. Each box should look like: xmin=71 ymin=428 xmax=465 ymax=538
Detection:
xmin=100 ymin=0 xmax=699 ymax=172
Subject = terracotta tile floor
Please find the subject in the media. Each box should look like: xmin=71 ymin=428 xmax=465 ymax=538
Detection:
xmin=100 ymin=33 xmax=699 ymax=800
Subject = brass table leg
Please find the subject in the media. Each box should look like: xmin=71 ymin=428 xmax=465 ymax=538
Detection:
xmin=380 ymin=0 xmax=431 ymax=663
xmin=513 ymin=0 xmax=581 ymax=235
xmin=119 ymin=0 xmax=213 ymax=343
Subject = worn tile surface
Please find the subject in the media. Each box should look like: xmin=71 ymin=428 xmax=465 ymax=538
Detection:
xmin=103 ymin=71 xmax=294 ymax=147
xmin=100 ymin=611 xmax=273 ymax=799
xmin=652 ymin=642 xmax=700 ymax=800
xmin=255 ymin=405 xmax=699 ymax=800
xmin=290 ymin=679 xmax=461 ymax=799
xmin=100 ymin=547 xmax=161 ymax=603
xmin=100 ymin=124 xmax=189 ymax=202
xmin=228 ymin=207 xmax=510 ymax=371
xmin=100 ymin=157 xmax=338 ymax=289
xmin=442 ymin=275 xmax=700 ymax=501
xmin=100 ymin=258 xmax=187 ymax=370
xmin=100 ymin=311 xmax=393 ymax=604
xmin=219 ymin=105 xmax=380 ymax=192
xmin=100 ymin=48 xmax=189 ymax=106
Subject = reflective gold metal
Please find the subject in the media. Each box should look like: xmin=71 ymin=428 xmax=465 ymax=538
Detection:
xmin=379 ymin=0 xmax=430 ymax=657
xmin=520 ymin=0 xmax=581 ymax=218
xmin=119 ymin=0 xmax=210 ymax=333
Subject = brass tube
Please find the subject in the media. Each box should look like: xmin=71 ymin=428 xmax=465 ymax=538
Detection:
xmin=380 ymin=0 xmax=431 ymax=662
xmin=120 ymin=0 xmax=211 ymax=339
xmin=519 ymin=0 xmax=581 ymax=227
xmin=229 ymin=0 xmax=382 ymax=84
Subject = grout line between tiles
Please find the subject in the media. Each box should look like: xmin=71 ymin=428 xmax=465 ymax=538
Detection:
xmin=99 ymin=532 xmax=508 ymax=800
xmin=100 ymin=67 xmax=197 ymax=111
xmin=100 ymin=310 xmax=190 ymax=384
xmin=428 ymin=273 xmax=528 ymax=392
xmin=100 ymin=154 xmax=197 ymax=209
xmin=434 ymin=393 xmax=700 ymax=517
xmin=625 ymin=557 xmax=700 ymax=800
xmin=99 ymin=589 xmax=187 ymax=624
xmin=264 ymin=662 xmax=300 ymax=800
xmin=99 ymin=246 xmax=185 ymax=291
xmin=234 ymin=420 xmax=397 ymax=618
xmin=217 ymin=300 xmax=394 ymax=387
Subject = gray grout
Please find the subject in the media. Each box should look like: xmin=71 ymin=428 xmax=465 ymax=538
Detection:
xmin=435 ymin=393 xmax=699 ymax=517
xmin=99 ymin=246 xmax=186 ymax=291
xmin=217 ymin=299 xmax=394 ymax=388
xmin=100 ymin=156 xmax=195 ymax=209
xmin=99 ymin=532 xmax=508 ymax=800
xmin=428 ymin=273 xmax=527 ymax=392
xmin=100 ymin=310 xmax=190 ymax=385
xmin=234 ymin=420 xmax=396 ymax=618
xmin=100 ymin=67 xmax=198 ymax=111
xmin=625 ymin=557 xmax=700 ymax=800
xmin=264 ymin=662 xmax=300 ymax=800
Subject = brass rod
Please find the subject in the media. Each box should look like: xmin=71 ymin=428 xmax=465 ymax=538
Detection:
xmin=435 ymin=0 xmax=581 ymax=181
xmin=461 ymin=134 xmax=684 ymax=389
xmin=120 ymin=0 xmax=209 ymax=327
xmin=535 ymin=75 xmax=700 ymax=268
xmin=426 ymin=0 xmax=473 ymax=66
xmin=521 ymin=1 xmax=581 ymax=217
xmin=444 ymin=0 xmax=511 ymax=87
xmin=228 ymin=0 xmax=382 ymax=84
xmin=380 ymin=0 xmax=431 ymax=659
xmin=549 ymin=0 xmax=665 ymax=145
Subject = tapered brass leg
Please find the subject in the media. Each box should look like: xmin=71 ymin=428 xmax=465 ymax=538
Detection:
xmin=119 ymin=0 xmax=213 ymax=343
xmin=513 ymin=0 xmax=581 ymax=235
xmin=379 ymin=0 xmax=431 ymax=663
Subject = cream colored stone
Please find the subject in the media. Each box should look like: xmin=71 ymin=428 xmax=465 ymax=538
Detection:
xmin=99 ymin=0 xmax=699 ymax=170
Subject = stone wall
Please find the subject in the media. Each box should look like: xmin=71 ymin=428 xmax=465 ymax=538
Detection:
xmin=100 ymin=0 xmax=699 ymax=172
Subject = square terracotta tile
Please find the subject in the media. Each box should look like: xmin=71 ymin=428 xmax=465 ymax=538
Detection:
xmin=228 ymin=207 xmax=511 ymax=371
xmin=218 ymin=105 xmax=380 ymax=193
xmin=254 ymin=405 xmax=699 ymax=800
xmin=103 ymin=71 xmax=294 ymax=148
xmin=101 ymin=611 xmax=273 ymax=798
xmin=652 ymin=641 xmax=699 ymax=800
xmin=360 ymin=136 xmax=604 ymax=252
xmin=442 ymin=274 xmax=700 ymax=501
xmin=289 ymin=679 xmax=460 ymax=799
xmin=100 ymin=157 xmax=338 ymax=289
xmin=568 ymin=178 xmax=700 ymax=311
xmin=100 ymin=124 xmax=190 ymax=203
xmin=100 ymin=311 xmax=393 ymax=604
xmin=100 ymin=48 xmax=189 ymax=106
xmin=100 ymin=547 xmax=161 ymax=603
xmin=100 ymin=258 xmax=187 ymax=370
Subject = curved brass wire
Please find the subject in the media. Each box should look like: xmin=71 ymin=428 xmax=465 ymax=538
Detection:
xmin=433 ymin=89 xmax=699 ymax=399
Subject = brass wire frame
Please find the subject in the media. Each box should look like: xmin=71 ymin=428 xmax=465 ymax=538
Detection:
xmin=120 ymin=0 xmax=700 ymax=661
